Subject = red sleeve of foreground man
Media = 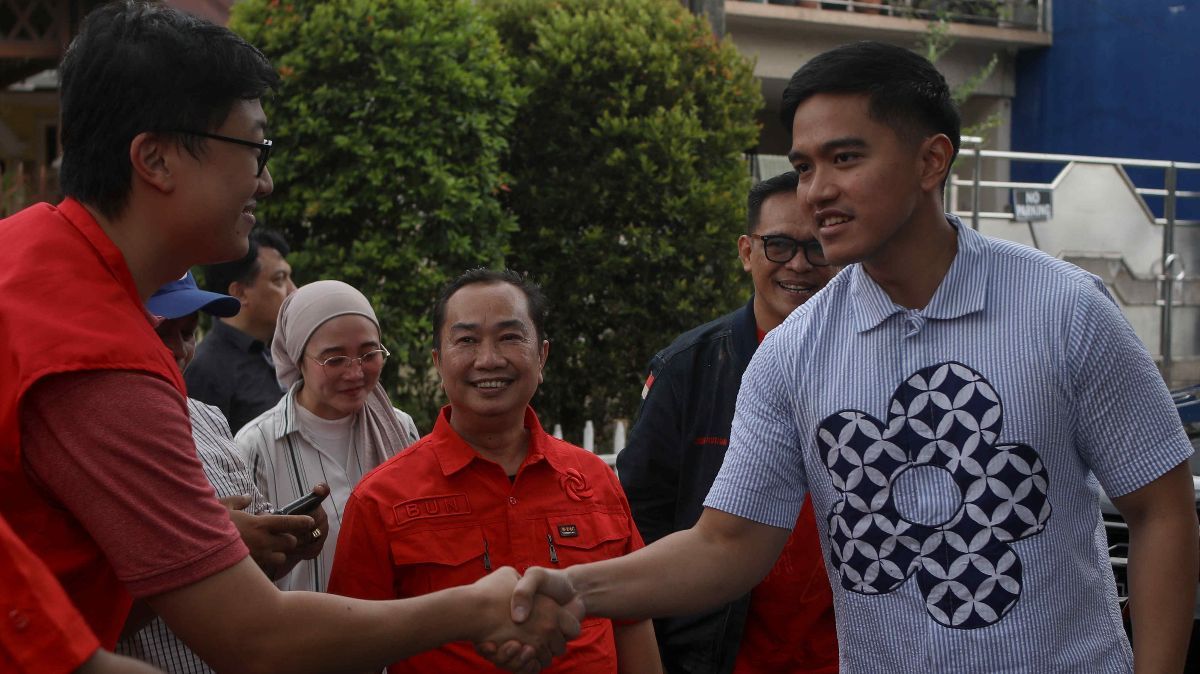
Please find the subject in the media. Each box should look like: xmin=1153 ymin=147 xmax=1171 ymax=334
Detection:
xmin=20 ymin=370 xmax=248 ymax=600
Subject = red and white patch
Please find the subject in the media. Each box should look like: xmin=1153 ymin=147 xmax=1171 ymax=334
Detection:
xmin=641 ymin=373 xmax=656 ymax=399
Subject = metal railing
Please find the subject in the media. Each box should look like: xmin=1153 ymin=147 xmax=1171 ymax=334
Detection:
xmin=742 ymin=0 xmax=1048 ymax=31
xmin=951 ymin=139 xmax=1200 ymax=383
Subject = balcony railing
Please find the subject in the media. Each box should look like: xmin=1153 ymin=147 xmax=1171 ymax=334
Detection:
xmin=744 ymin=0 xmax=1047 ymax=31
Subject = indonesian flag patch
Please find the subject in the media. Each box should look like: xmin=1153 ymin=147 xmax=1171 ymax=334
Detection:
xmin=641 ymin=373 xmax=655 ymax=399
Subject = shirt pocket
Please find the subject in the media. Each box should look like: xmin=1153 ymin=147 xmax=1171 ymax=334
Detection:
xmin=389 ymin=524 xmax=488 ymax=597
xmin=545 ymin=510 xmax=631 ymax=568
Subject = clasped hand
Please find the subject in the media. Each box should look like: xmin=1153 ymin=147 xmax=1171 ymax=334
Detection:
xmin=473 ymin=567 xmax=584 ymax=674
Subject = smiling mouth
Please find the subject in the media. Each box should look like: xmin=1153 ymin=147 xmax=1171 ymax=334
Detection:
xmin=820 ymin=215 xmax=851 ymax=228
xmin=778 ymin=281 xmax=816 ymax=295
xmin=473 ymin=379 xmax=511 ymax=389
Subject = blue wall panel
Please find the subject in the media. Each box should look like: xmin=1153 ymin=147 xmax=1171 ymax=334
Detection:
xmin=1011 ymin=1 xmax=1200 ymax=215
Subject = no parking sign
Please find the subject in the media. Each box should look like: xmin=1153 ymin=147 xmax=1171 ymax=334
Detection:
xmin=1012 ymin=188 xmax=1053 ymax=222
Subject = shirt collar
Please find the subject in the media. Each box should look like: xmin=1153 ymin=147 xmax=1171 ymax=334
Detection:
xmin=273 ymin=381 xmax=303 ymax=441
xmin=849 ymin=213 xmax=988 ymax=333
xmin=429 ymin=405 xmax=573 ymax=477
xmin=212 ymin=319 xmax=266 ymax=353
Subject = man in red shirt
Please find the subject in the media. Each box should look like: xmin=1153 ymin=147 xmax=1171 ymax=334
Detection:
xmin=330 ymin=269 xmax=663 ymax=674
xmin=0 ymin=3 xmax=578 ymax=672
xmin=617 ymin=172 xmax=839 ymax=674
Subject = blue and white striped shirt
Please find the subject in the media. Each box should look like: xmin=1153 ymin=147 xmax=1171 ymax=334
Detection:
xmin=706 ymin=217 xmax=1192 ymax=673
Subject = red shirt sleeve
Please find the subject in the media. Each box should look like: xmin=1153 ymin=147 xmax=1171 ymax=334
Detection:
xmin=20 ymin=370 xmax=249 ymax=598
xmin=0 ymin=514 xmax=100 ymax=674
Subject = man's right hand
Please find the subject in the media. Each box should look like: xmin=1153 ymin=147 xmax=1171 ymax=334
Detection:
xmin=469 ymin=567 xmax=583 ymax=674
xmin=218 ymin=494 xmax=315 ymax=573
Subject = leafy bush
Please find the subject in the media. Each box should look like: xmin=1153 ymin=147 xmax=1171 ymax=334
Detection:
xmin=486 ymin=0 xmax=762 ymax=437
xmin=231 ymin=0 xmax=522 ymax=430
xmin=230 ymin=0 xmax=760 ymax=436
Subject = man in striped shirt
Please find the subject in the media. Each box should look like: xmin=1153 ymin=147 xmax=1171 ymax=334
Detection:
xmin=498 ymin=41 xmax=1198 ymax=674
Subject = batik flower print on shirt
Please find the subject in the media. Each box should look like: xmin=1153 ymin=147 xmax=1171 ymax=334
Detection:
xmin=817 ymin=361 xmax=1052 ymax=629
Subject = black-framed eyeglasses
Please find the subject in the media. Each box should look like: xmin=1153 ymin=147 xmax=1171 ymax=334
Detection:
xmin=759 ymin=235 xmax=830 ymax=267
xmin=306 ymin=346 xmax=390 ymax=374
xmin=170 ymin=130 xmax=273 ymax=177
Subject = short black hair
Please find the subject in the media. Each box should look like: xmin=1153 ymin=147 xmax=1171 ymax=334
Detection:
xmin=58 ymin=1 xmax=278 ymax=219
xmin=780 ymin=41 xmax=960 ymax=168
xmin=432 ymin=269 xmax=549 ymax=348
xmin=203 ymin=228 xmax=290 ymax=294
xmin=747 ymin=171 xmax=799 ymax=234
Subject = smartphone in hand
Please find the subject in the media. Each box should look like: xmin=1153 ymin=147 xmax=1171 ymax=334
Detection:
xmin=275 ymin=490 xmax=328 ymax=516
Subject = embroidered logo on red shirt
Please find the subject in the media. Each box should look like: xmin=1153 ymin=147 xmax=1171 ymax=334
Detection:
xmin=393 ymin=494 xmax=471 ymax=521
xmin=558 ymin=524 xmax=579 ymax=538
xmin=560 ymin=468 xmax=594 ymax=502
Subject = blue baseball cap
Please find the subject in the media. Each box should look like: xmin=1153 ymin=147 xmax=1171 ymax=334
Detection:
xmin=147 ymin=271 xmax=241 ymax=319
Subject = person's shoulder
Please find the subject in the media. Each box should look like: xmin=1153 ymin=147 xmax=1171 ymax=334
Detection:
xmin=652 ymin=305 xmax=745 ymax=370
xmin=193 ymin=324 xmax=237 ymax=354
xmin=185 ymin=337 xmax=234 ymax=385
xmin=544 ymin=436 xmax=618 ymax=479
xmin=356 ymin=434 xmax=439 ymax=494
xmin=983 ymin=234 xmax=1098 ymax=284
xmin=187 ymin=397 xmax=233 ymax=431
xmin=232 ymin=401 xmax=283 ymax=445
xmin=391 ymin=407 xmax=421 ymax=440
xmin=187 ymin=396 xmax=223 ymax=417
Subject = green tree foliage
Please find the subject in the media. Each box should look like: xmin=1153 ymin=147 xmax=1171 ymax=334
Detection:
xmin=485 ymin=0 xmax=762 ymax=436
xmin=230 ymin=0 xmax=522 ymax=430
xmin=917 ymin=15 xmax=1001 ymax=138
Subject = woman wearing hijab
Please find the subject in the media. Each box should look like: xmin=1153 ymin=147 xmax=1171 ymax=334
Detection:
xmin=235 ymin=280 xmax=420 ymax=592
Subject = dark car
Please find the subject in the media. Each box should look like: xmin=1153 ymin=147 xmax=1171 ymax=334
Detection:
xmin=1100 ymin=385 xmax=1200 ymax=669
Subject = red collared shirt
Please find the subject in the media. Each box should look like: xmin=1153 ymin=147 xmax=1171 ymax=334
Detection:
xmin=734 ymin=327 xmax=838 ymax=674
xmin=329 ymin=405 xmax=643 ymax=674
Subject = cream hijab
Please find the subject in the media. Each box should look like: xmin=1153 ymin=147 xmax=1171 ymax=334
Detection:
xmin=272 ymin=280 xmax=409 ymax=461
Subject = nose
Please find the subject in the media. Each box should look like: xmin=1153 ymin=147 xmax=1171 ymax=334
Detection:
xmin=803 ymin=166 xmax=838 ymax=208
xmin=286 ymin=277 xmax=297 ymax=295
xmin=783 ymin=247 xmax=815 ymax=273
xmin=342 ymin=358 xmax=367 ymax=380
xmin=474 ymin=339 xmax=506 ymax=369
xmin=257 ymin=165 xmax=274 ymax=197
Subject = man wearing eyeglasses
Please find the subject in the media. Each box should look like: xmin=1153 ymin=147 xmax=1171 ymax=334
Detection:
xmin=0 ymin=2 xmax=584 ymax=672
xmin=617 ymin=171 xmax=839 ymax=674
xmin=187 ymin=228 xmax=297 ymax=433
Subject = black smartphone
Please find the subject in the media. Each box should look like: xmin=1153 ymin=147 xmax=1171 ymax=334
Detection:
xmin=275 ymin=490 xmax=328 ymax=516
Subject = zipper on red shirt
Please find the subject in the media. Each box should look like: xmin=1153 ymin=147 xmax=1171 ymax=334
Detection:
xmin=483 ymin=536 xmax=493 ymax=571
xmin=546 ymin=534 xmax=559 ymax=564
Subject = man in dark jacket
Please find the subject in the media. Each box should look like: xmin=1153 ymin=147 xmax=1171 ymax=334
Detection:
xmin=617 ymin=171 xmax=839 ymax=674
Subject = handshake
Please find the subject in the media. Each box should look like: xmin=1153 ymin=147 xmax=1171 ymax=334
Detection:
xmin=470 ymin=566 xmax=583 ymax=674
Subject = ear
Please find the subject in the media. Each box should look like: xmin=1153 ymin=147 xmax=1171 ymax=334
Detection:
xmin=129 ymin=132 xmax=176 ymax=194
xmin=737 ymin=234 xmax=753 ymax=272
xmin=537 ymin=339 xmax=550 ymax=383
xmin=918 ymin=133 xmax=955 ymax=194
xmin=431 ymin=348 xmax=441 ymax=369
xmin=228 ymin=280 xmax=250 ymax=303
